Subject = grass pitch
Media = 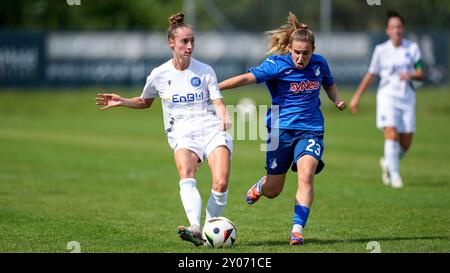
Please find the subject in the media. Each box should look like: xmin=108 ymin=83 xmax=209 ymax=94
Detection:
xmin=1 ymin=86 xmax=449 ymax=253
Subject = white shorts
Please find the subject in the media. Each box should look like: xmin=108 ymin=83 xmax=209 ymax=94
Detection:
xmin=376 ymin=90 xmax=416 ymax=133
xmin=168 ymin=129 xmax=233 ymax=162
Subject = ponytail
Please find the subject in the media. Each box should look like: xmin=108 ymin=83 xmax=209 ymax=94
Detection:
xmin=266 ymin=12 xmax=315 ymax=55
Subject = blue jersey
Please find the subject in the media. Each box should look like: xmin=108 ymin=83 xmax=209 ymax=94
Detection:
xmin=249 ymin=53 xmax=334 ymax=131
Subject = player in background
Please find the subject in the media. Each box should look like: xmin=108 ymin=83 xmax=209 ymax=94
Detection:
xmin=95 ymin=12 xmax=233 ymax=246
xmin=349 ymin=11 xmax=425 ymax=188
xmin=219 ymin=12 xmax=346 ymax=245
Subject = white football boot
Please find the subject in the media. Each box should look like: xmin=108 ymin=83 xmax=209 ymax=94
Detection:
xmin=391 ymin=176 xmax=404 ymax=189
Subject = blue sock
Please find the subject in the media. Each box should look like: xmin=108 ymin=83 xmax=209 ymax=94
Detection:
xmin=293 ymin=205 xmax=310 ymax=228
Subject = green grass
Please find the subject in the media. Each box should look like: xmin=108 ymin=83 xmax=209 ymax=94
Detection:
xmin=1 ymin=86 xmax=450 ymax=253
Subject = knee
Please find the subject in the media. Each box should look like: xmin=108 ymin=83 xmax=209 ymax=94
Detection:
xmin=299 ymin=169 xmax=315 ymax=182
xmin=178 ymin=166 xmax=196 ymax=179
xmin=384 ymin=128 xmax=398 ymax=140
xmin=212 ymin=178 xmax=228 ymax=193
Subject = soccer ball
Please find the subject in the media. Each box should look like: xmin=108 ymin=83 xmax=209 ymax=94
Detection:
xmin=202 ymin=217 xmax=237 ymax=248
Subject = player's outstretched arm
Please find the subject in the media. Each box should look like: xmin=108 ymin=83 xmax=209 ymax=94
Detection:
xmin=95 ymin=93 xmax=154 ymax=110
xmin=349 ymin=73 xmax=376 ymax=114
xmin=218 ymin=73 xmax=257 ymax=91
xmin=323 ymin=84 xmax=346 ymax=111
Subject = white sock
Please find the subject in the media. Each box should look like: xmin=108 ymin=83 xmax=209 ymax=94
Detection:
xmin=205 ymin=189 xmax=228 ymax=224
xmin=179 ymin=178 xmax=202 ymax=227
xmin=385 ymin=140 xmax=401 ymax=181
xmin=292 ymin=224 xmax=303 ymax=234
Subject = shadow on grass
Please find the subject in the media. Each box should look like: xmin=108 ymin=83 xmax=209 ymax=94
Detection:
xmin=241 ymin=235 xmax=450 ymax=247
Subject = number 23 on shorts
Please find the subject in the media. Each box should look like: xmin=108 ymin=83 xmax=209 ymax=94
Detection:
xmin=304 ymin=138 xmax=323 ymax=157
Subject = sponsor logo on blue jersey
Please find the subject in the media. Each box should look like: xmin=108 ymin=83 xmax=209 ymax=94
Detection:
xmin=290 ymin=81 xmax=320 ymax=94
xmin=190 ymin=77 xmax=201 ymax=87
xmin=172 ymin=92 xmax=204 ymax=103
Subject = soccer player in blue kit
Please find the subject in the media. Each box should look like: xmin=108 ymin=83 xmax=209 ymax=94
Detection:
xmin=219 ymin=12 xmax=346 ymax=245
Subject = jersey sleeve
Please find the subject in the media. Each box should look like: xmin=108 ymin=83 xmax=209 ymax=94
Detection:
xmin=140 ymin=70 xmax=158 ymax=99
xmin=321 ymin=57 xmax=334 ymax=87
xmin=207 ymin=67 xmax=223 ymax=101
xmin=412 ymin=43 xmax=424 ymax=69
xmin=367 ymin=46 xmax=381 ymax=75
xmin=248 ymin=57 xmax=280 ymax=83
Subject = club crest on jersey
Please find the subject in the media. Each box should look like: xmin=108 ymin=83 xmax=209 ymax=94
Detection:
xmin=405 ymin=52 xmax=412 ymax=61
xmin=290 ymin=80 xmax=320 ymax=93
xmin=190 ymin=77 xmax=201 ymax=87
xmin=314 ymin=66 xmax=321 ymax=76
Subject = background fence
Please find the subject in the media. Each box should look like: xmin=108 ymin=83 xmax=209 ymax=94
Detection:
xmin=1 ymin=30 xmax=447 ymax=88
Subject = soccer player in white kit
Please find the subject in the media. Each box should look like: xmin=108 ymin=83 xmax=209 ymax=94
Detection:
xmin=95 ymin=13 xmax=233 ymax=246
xmin=350 ymin=11 xmax=425 ymax=188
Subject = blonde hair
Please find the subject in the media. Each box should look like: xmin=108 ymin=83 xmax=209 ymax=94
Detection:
xmin=167 ymin=12 xmax=190 ymax=40
xmin=266 ymin=12 xmax=315 ymax=55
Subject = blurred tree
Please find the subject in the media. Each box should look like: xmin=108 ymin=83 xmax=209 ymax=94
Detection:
xmin=0 ymin=0 xmax=448 ymax=32
xmin=0 ymin=0 xmax=183 ymax=30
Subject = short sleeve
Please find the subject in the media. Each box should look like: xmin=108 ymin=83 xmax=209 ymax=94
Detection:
xmin=140 ymin=70 xmax=158 ymax=99
xmin=412 ymin=43 xmax=422 ymax=64
xmin=321 ymin=58 xmax=334 ymax=87
xmin=248 ymin=57 xmax=279 ymax=83
xmin=207 ymin=67 xmax=223 ymax=101
xmin=367 ymin=46 xmax=381 ymax=75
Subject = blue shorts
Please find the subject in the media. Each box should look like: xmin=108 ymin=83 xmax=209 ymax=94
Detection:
xmin=265 ymin=128 xmax=325 ymax=175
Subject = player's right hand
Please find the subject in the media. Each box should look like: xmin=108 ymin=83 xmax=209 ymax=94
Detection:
xmin=220 ymin=117 xmax=232 ymax=131
xmin=95 ymin=93 xmax=123 ymax=110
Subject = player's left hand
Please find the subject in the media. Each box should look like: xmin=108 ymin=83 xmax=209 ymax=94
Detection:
xmin=335 ymin=100 xmax=346 ymax=111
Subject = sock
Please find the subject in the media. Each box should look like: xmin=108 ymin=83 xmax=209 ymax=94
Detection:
xmin=384 ymin=139 xmax=400 ymax=181
xmin=179 ymin=178 xmax=202 ymax=227
xmin=205 ymin=189 xmax=228 ymax=223
xmin=293 ymin=205 xmax=310 ymax=232
xmin=292 ymin=224 xmax=303 ymax=234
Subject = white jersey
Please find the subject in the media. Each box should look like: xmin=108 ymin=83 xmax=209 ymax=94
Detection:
xmin=368 ymin=39 xmax=421 ymax=98
xmin=141 ymin=58 xmax=223 ymax=135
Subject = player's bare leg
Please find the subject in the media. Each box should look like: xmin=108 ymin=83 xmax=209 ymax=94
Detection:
xmin=291 ymin=155 xmax=318 ymax=245
xmin=174 ymin=149 xmax=205 ymax=246
xmin=398 ymin=133 xmax=413 ymax=159
xmin=205 ymin=146 xmax=231 ymax=223
xmin=174 ymin=148 xmax=200 ymax=179
xmin=295 ymin=155 xmax=317 ymax=207
xmin=246 ymin=174 xmax=286 ymax=204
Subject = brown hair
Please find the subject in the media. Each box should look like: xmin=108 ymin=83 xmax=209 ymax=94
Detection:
xmin=167 ymin=12 xmax=190 ymax=40
xmin=266 ymin=12 xmax=315 ymax=55
xmin=386 ymin=10 xmax=405 ymax=26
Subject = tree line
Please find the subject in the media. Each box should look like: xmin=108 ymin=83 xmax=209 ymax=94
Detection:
xmin=1 ymin=0 xmax=448 ymax=32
